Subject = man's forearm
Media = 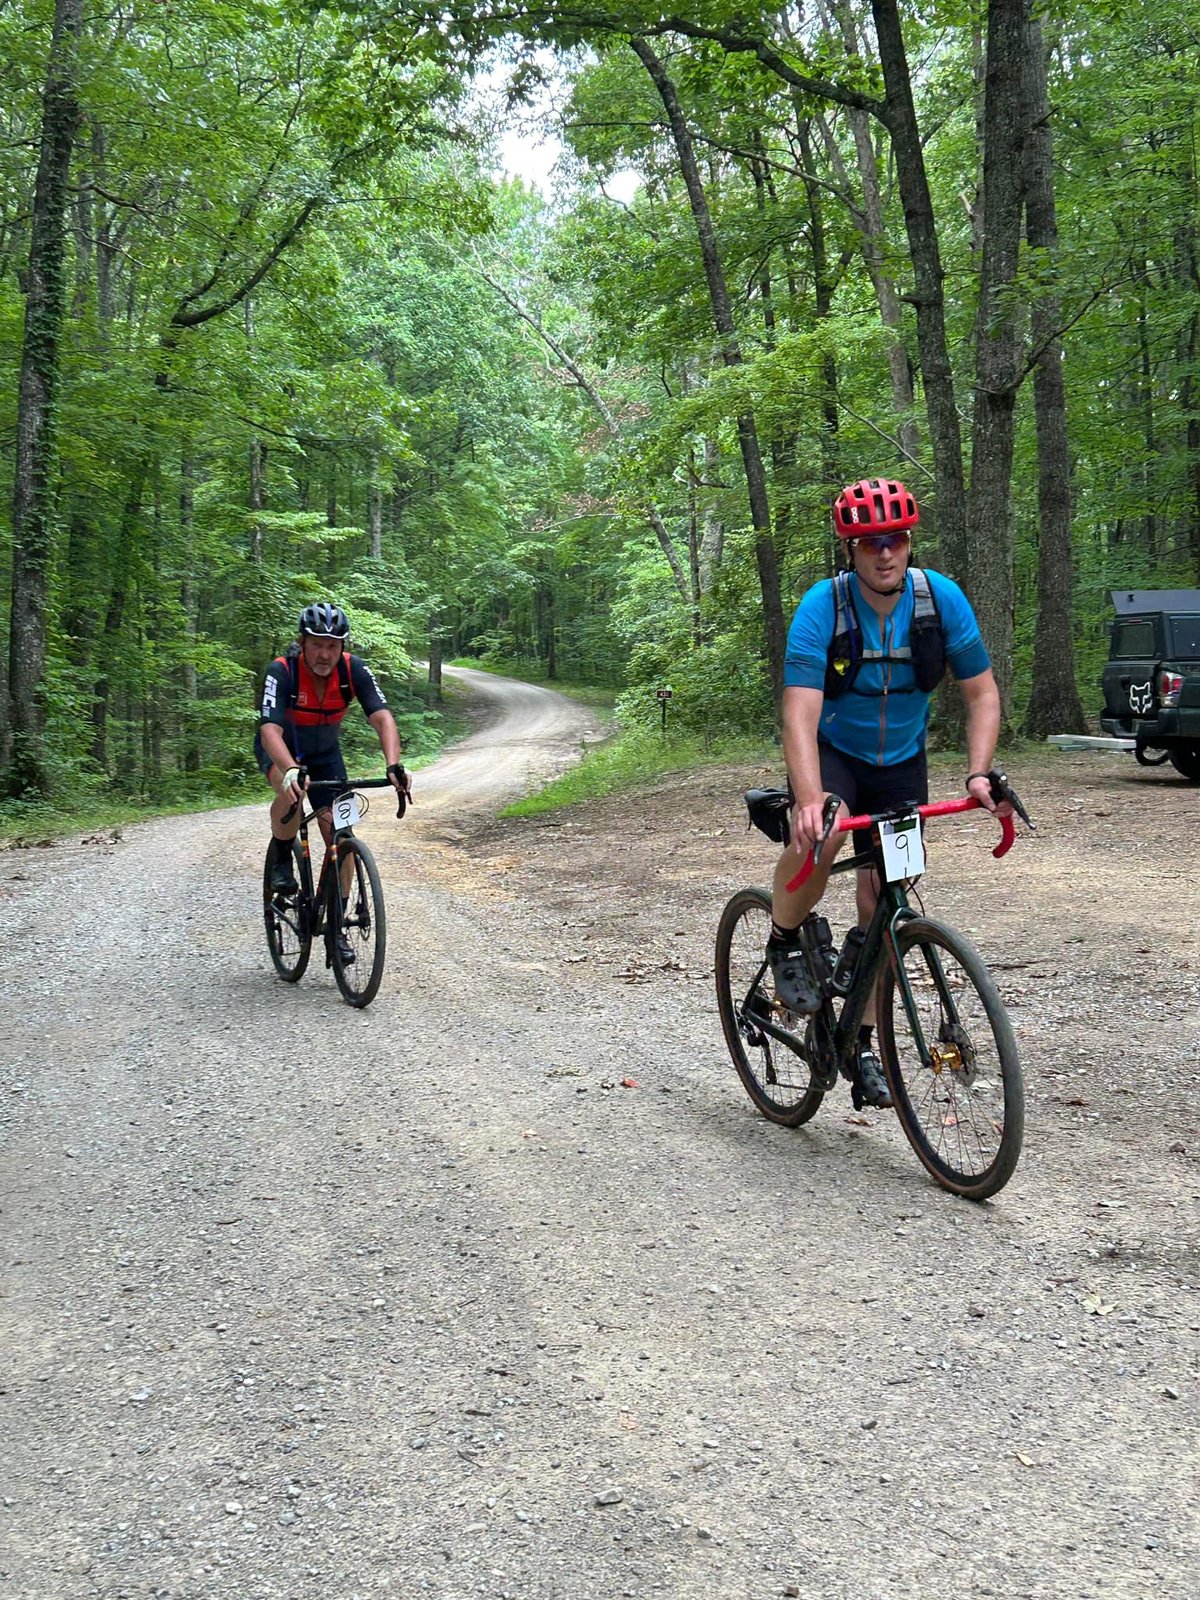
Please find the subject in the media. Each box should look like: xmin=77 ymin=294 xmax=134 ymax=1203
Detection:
xmin=963 ymin=677 xmax=1002 ymax=775
xmin=260 ymin=725 xmax=294 ymax=775
xmin=780 ymin=688 xmax=825 ymax=803
xmin=371 ymin=709 xmax=401 ymax=766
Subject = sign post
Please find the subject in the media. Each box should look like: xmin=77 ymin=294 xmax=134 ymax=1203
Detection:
xmin=655 ymin=686 xmax=673 ymax=736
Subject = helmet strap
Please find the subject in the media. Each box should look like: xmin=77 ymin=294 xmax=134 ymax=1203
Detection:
xmin=854 ymin=566 xmax=908 ymax=598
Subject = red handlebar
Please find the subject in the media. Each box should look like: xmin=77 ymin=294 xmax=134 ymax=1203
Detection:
xmin=784 ymin=796 xmax=1015 ymax=893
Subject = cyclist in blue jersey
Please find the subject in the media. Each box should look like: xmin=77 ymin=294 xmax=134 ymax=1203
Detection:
xmin=766 ymin=478 xmax=1008 ymax=1109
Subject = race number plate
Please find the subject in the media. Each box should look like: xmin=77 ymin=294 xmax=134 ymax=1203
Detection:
xmin=880 ymin=813 xmax=925 ymax=882
xmin=331 ymin=792 xmax=361 ymax=831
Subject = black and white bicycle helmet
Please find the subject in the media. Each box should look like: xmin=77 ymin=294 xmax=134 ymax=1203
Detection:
xmin=298 ymin=601 xmax=350 ymax=639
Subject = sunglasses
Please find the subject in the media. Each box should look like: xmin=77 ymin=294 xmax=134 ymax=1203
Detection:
xmin=851 ymin=532 xmax=911 ymax=555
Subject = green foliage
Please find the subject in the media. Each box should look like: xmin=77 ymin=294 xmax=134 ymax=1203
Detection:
xmin=5 ymin=0 xmax=1200 ymax=818
xmin=501 ymin=724 xmax=775 ymax=816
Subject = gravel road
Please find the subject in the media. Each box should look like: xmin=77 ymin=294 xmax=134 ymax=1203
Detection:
xmin=2 ymin=671 xmax=1197 ymax=1600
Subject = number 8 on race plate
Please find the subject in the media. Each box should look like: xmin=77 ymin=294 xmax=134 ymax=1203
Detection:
xmin=880 ymin=813 xmax=925 ymax=882
xmin=332 ymin=792 xmax=361 ymax=831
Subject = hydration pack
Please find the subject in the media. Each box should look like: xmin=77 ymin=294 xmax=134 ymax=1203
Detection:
xmin=258 ymin=641 xmax=354 ymax=717
xmin=823 ymin=568 xmax=946 ymax=700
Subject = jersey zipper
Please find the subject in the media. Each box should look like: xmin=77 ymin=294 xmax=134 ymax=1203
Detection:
xmin=877 ymin=615 xmax=891 ymax=765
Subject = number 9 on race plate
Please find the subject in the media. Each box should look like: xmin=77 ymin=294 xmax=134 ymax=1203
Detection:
xmin=880 ymin=813 xmax=925 ymax=882
xmin=332 ymin=792 xmax=361 ymax=832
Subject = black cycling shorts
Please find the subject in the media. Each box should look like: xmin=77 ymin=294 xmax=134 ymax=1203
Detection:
xmin=815 ymin=741 xmax=928 ymax=858
xmin=255 ymin=732 xmax=348 ymax=787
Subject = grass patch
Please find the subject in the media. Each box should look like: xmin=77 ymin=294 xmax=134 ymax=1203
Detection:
xmin=501 ymin=731 xmax=1046 ymax=821
xmin=0 ymin=782 xmax=267 ymax=846
xmin=502 ymin=727 xmax=777 ymax=817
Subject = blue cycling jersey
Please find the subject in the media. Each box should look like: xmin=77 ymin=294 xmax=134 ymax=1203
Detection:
xmin=783 ymin=568 xmax=990 ymax=765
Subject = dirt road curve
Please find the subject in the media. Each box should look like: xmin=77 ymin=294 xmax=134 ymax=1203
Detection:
xmin=2 ymin=672 xmax=1197 ymax=1600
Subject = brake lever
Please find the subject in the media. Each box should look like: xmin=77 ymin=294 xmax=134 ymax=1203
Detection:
xmin=989 ymin=769 xmax=1034 ymax=831
xmin=280 ymin=763 xmax=309 ymax=827
xmin=389 ymin=762 xmax=412 ymax=819
xmin=811 ymin=793 xmax=843 ymax=868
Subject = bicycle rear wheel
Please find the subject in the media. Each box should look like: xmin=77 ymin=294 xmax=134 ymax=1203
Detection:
xmin=878 ymin=916 xmax=1023 ymax=1200
xmin=715 ymin=888 xmax=825 ymax=1127
xmin=327 ymin=836 xmax=386 ymax=1008
xmin=263 ymin=842 xmax=311 ymax=982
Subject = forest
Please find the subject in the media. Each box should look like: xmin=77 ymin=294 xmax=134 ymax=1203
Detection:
xmin=2 ymin=0 xmax=1198 ymax=806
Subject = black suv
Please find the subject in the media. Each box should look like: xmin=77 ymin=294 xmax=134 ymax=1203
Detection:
xmin=1100 ymin=588 xmax=1200 ymax=780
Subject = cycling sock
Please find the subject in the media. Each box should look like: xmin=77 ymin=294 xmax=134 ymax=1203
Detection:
xmin=769 ymin=921 xmax=801 ymax=944
xmin=858 ymin=1025 xmax=874 ymax=1048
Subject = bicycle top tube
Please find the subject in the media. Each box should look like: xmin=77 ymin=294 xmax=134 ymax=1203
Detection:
xmin=785 ymin=795 xmax=1016 ymax=893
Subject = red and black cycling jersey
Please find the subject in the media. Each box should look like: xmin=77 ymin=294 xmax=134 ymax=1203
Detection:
xmin=258 ymin=648 xmax=388 ymax=763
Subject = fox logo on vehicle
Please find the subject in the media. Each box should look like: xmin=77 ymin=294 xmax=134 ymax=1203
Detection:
xmin=1129 ymin=681 xmax=1153 ymax=715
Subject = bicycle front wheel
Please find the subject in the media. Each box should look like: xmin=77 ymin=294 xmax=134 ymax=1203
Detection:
xmin=715 ymin=888 xmax=825 ymax=1127
xmin=878 ymin=916 xmax=1023 ymax=1200
xmin=327 ymin=836 xmax=386 ymax=1008
xmin=263 ymin=842 xmax=311 ymax=983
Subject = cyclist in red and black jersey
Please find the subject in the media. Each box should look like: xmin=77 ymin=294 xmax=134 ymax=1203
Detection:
xmin=257 ymin=602 xmax=410 ymax=894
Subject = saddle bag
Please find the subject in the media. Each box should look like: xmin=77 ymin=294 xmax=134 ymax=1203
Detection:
xmin=744 ymin=787 xmax=792 ymax=847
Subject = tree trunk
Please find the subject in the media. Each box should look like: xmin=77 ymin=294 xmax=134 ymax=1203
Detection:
xmin=91 ymin=471 xmax=145 ymax=770
xmin=179 ymin=443 xmax=201 ymax=774
xmin=871 ymin=0 xmax=967 ymax=578
xmin=1021 ymin=5 xmax=1086 ymax=738
xmin=368 ymin=454 xmax=383 ymax=560
xmin=4 ymin=0 xmax=85 ymax=796
xmin=827 ymin=0 xmax=918 ymax=462
xmin=249 ymin=438 xmax=267 ymax=563
xmin=966 ymin=0 xmax=1027 ymax=723
xmin=631 ymin=37 xmax=786 ymax=711
xmin=93 ymin=125 xmax=116 ymax=333
xmin=795 ymin=116 xmax=840 ymax=495
xmin=699 ymin=437 xmax=725 ymax=581
xmin=427 ymin=632 xmax=443 ymax=702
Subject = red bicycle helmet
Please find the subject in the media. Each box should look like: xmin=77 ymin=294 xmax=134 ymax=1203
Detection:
xmin=832 ymin=477 xmax=919 ymax=537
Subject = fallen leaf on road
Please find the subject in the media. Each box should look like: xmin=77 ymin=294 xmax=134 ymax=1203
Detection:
xmin=1081 ymin=1295 xmax=1115 ymax=1316
xmin=620 ymin=1078 xmax=639 ymax=1089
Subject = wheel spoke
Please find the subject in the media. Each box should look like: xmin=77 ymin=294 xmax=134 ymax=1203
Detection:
xmin=715 ymin=889 xmax=824 ymax=1127
xmin=328 ymin=838 xmax=386 ymax=1008
xmin=263 ymin=842 xmax=311 ymax=983
xmin=881 ymin=918 xmax=1023 ymax=1199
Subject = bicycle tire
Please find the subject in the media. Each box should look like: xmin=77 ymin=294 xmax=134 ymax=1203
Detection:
xmin=263 ymin=841 xmax=311 ymax=983
xmin=878 ymin=916 xmax=1023 ymax=1200
xmin=326 ymin=835 xmax=386 ymax=1008
xmin=715 ymin=887 xmax=825 ymax=1127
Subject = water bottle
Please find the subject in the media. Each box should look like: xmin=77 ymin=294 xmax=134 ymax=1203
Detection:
xmin=832 ymin=926 xmax=868 ymax=995
xmin=802 ymin=913 xmax=837 ymax=992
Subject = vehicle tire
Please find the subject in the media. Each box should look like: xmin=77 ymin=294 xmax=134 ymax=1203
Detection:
xmin=263 ymin=841 xmax=311 ymax=983
xmin=1168 ymin=743 xmax=1200 ymax=781
xmin=715 ymin=887 xmax=825 ymax=1127
xmin=327 ymin=836 xmax=387 ymax=1008
xmin=878 ymin=917 xmax=1023 ymax=1200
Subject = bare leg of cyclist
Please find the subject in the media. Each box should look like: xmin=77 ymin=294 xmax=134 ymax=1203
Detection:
xmin=309 ymin=809 xmax=355 ymax=899
xmin=770 ymin=821 xmax=850 ymax=931
xmin=266 ymin=765 xmax=302 ymax=844
xmin=855 ymin=864 xmax=882 ymax=1027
